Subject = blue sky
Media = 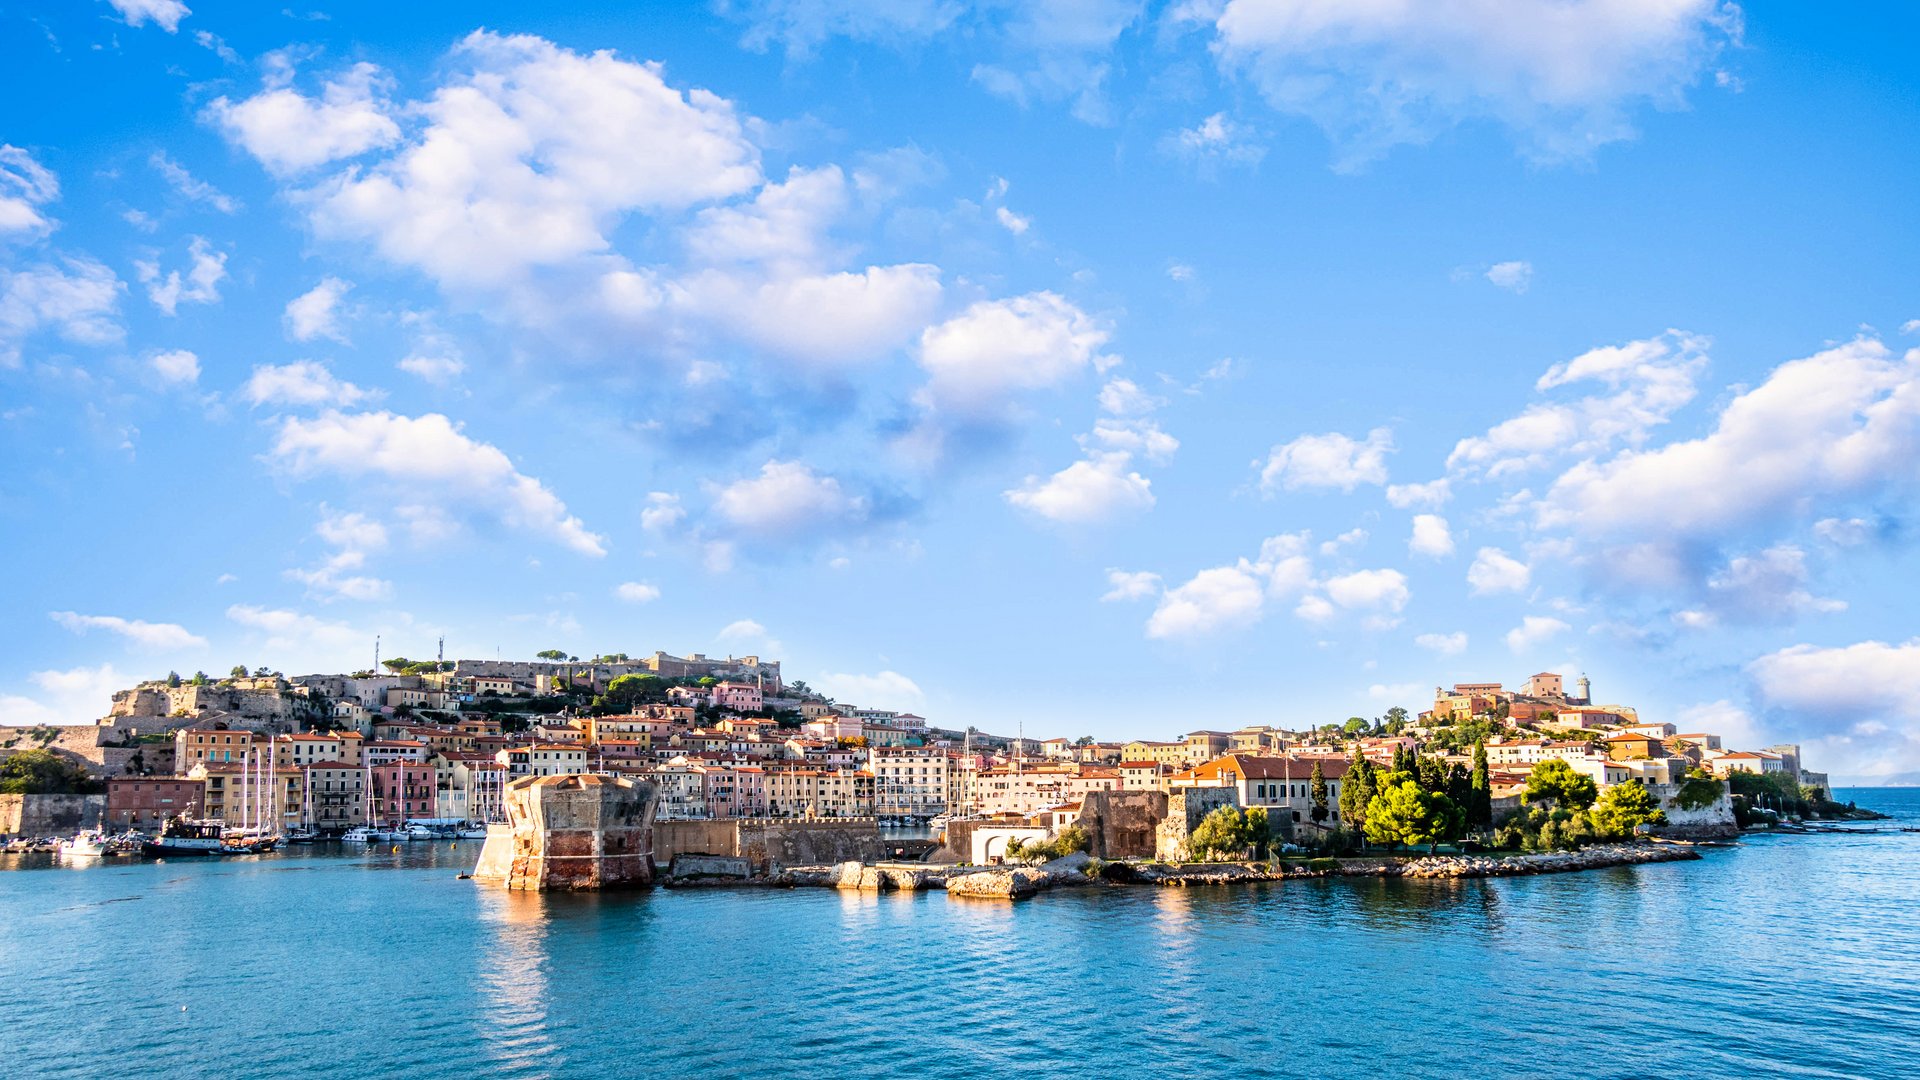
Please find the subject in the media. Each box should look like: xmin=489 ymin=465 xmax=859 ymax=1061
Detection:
xmin=4 ymin=2 xmax=1919 ymax=782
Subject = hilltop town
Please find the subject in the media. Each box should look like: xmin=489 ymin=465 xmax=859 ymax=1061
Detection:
xmin=0 ymin=647 xmax=1847 ymax=860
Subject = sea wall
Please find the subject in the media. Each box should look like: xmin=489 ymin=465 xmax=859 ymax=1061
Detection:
xmin=0 ymin=794 xmax=106 ymax=835
xmin=653 ymin=818 xmax=885 ymax=873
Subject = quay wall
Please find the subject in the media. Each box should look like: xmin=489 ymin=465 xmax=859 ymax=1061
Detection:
xmin=0 ymin=794 xmax=106 ymax=836
xmin=653 ymin=818 xmax=885 ymax=872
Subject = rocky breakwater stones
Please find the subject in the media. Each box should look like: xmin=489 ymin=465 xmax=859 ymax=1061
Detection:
xmin=945 ymin=867 xmax=1051 ymax=900
xmin=1385 ymin=842 xmax=1702 ymax=879
xmin=829 ymin=861 xmax=949 ymax=892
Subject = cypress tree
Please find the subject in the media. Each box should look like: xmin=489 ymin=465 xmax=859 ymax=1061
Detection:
xmin=1310 ymin=760 xmax=1330 ymax=824
xmin=1470 ymin=741 xmax=1493 ymax=831
xmin=1339 ymin=751 xmax=1377 ymax=839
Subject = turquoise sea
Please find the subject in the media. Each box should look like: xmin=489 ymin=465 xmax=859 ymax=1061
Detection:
xmin=3 ymin=787 xmax=1916 ymax=1079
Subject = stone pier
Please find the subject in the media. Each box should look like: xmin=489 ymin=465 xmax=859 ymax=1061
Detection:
xmin=472 ymin=774 xmax=658 ymax=891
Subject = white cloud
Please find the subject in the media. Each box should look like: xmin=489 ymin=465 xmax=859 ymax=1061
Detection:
xmin=1368 ymin=682 xmax=1423 ymax=702
xmin=285 ymin=277 xmax=352 ymax=343
xmin=397 ymin=352 xmax=466 ymax=384
xmin=675 ymin=263 xmax=944 ymax=368
xmin=641 ymin=492 xmax=685 ymax=533
xmin=1703 ymin=544 xmax=1846 ymax=622
xmin=684 ymin=164 xmax=846 ymax=269
xmin=315 ymin=508 xmax=387 ymax=553
xmin=1322 ymin=568 xmax=1409 ymax=612
xmin=1450 ymin=330 xmax=1709 ymax=479
xmin=0 ymin=663 xmax=126 ymax=727
xmin=1750 ymin=641 xmax=1920 ymax=724
xmin=1320 ymin=527 xmax=1368 ymax=555
xmin=135 ymin=236 xmax=226 ymax=315
xmin=1005 ymin=450 xmax=1154 ymax=523
xmin=1257 ymin=427 xmax=1392 ymax=492
xmin=244 ymin=361 xmax=375 ymax=409
xmin=0 ymin=258 xmax=124 ymax=365
xmin=1485 ymin=260 xmax=1532 ymax=293
xmin=269 ymin=410 xmax=607 ymax=556
xmin=1168 ymin=263 xmax=1197 ymax=282
xmin=297 ymin=33 xmax=761 ymax=290
xmin=50 ymin=611 xmax=207 ymax=650
xmin=107 ymin=0 xmax=190 ymax=33
xmin=709 ymin=459 xmax=868 ymax=538
xmin=148 ymin=348 xmax=200 ymax=384
xmin=1409 ymin=514 xmax=1454 ymax=558
xmin=1162 ymin=111 xmax=1266 ymax=169
xmin=1088 ymin=419 xmax=1178 ymax=463
xmin=206 ymin=61 xmax=400 ymax=176
xmin=729 ymin=0 xmax=961 ymax=55
xmin=1468 ymin=546 xmax=1531 ymax=594
xmin=995 ymin=205 xmax=1031 ymax=234
xmin=717 ymin=618 xmax=773 ymax=644
xmin=289 ymin=507 xmax=394 ymax=602
xmin=1747 ymin=641 xmax=1920 ymax=780
xmin=0 ymin=145 xmax=59 ymax=238
xmin=1385 ymin=478 xmax=1451 ymax=509
xmin=1415 ymin=631 xmax=1468 ymax=655
xmin=225 ymin=603 xmax=364 ymax=657
xmin=1673 ymin=698 xmax=1765 ymax=745
xmin=1539 ymin=337 xmax=1920 ymax=539
xmin=916 ymin=291 xmax=1113 ymax=413
xmin=1210 ymin=0 xmax=1742 ymax=165
xmin=150 ymin=151 xmax=238 ymax=214
xmin=1101 ymin=569 xmax=1161 ymax=602
xmin=1097 ymin=377 xmax=1159 ymax=417
xmin=614 ymin=581 xmax=662 ymax=603
xmin=1150 ymin=564 xmax=1270 ymax=639
xmin=814 ymin=669 xmax=925 ymax=711
xmin=1505 ymin=615 xmax=1571 ymax=653
xmin=1146 ymin=533 xmax=1314 ymax=639
xmin=1812 ymin=517 xmax=1876 ymax=547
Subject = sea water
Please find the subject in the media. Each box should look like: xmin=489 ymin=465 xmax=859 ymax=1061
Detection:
xmin=2 ymin=788 xmax=1915 ymax=1078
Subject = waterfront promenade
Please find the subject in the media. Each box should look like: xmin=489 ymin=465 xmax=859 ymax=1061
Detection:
xmin=1 ymin=789 xmax=1914 ymax=1079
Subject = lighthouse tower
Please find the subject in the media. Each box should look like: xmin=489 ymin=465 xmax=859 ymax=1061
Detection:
xmin=1575 ymin=674 xmax=1591 ymax=705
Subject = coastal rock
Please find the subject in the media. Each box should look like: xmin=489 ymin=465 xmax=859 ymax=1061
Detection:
xmin=1350 ymin=843 xmax=1701 ymax=879
xmin=830 ymin=861 xmax=867 ymax=890
xmin=1039 ymin=851 xmax=1093 ymax=885
xmin=880 ymin=867 xmax=941 ymax=892
xmin=946 ymin=868 xmax=1050 ymax=900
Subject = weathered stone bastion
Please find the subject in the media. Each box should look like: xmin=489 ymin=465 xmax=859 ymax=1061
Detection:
xmin=472 ymin=774 xmax=658 ymax=891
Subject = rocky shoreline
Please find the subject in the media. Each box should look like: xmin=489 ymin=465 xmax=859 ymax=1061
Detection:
xmin=666 ymin=841 xmax=1704 ymax=898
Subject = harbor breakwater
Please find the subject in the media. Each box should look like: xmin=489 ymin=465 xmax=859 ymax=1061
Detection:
xmin=669 ymin=841 xmax=1704 ymax=898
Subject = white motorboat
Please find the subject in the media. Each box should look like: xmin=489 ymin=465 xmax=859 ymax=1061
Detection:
xmin=404 ymin=824 xmax=436 ymax=841
xmin=340 ymin=826 xmax=374 ymax=843
xmin=59 ymin=831 xmax=109 ymax=858
xmin=456 ymin=825 xmax=491 ymax=840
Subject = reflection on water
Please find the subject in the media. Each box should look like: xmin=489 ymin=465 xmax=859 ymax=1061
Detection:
xmin=2 ymin=792 xmax=1918 ymax=1078
xmin=475 ymin=890 xmax=562 ymax=1078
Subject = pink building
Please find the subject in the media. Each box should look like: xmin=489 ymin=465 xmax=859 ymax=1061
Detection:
xmin=368 ymin=761 xmax=436 ymax=825
xmin=713 ymin=681 xmax=764 ymax=712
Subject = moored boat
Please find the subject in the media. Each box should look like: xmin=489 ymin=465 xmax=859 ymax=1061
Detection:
xmin=142 ymin=817 xmax=231 ymax=857
xmin=59 ymin=831 xmax=110 ymax=858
